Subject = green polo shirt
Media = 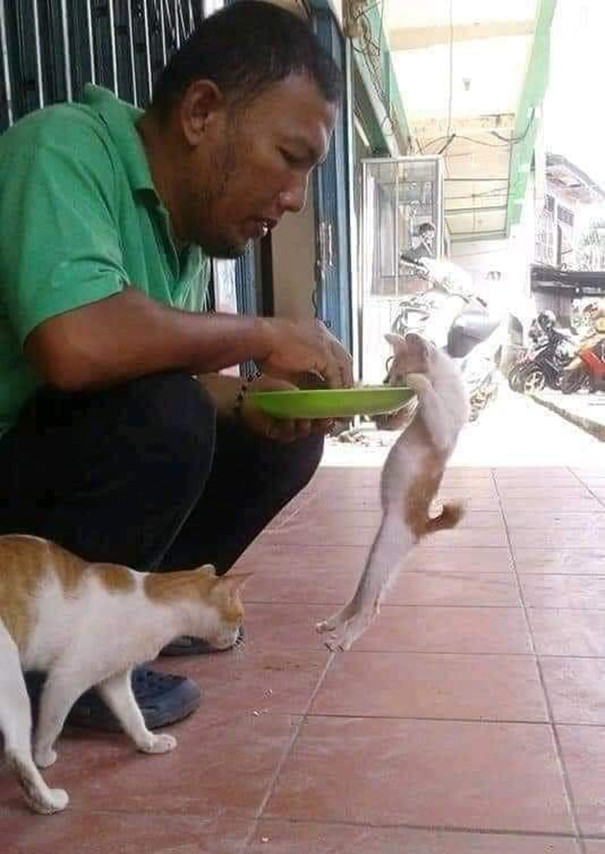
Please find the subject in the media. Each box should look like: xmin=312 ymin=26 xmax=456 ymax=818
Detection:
xmin=0 ymin=84 xmax=210 ymax=436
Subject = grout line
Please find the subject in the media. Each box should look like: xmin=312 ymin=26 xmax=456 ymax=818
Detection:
xmin=242 ymin=650 xmax=337 ymax=850
xmin=244 ymin=814 xmax=583 ymax=840
xmin=492 ymin=468 xmax=586 ymax=853
xmin=569 ymin=467 xmax=605 ymax=511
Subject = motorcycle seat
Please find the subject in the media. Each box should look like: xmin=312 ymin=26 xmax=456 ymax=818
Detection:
xmin=447 ymin=310 xmax=501 ymax=358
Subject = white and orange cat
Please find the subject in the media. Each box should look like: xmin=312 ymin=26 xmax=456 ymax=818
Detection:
xmin=0 ymin=535 xmax=248 ymax=815
xmin=317 ymin=332 xmax=469 ymax=651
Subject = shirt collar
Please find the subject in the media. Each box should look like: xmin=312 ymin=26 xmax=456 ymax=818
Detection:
xmin=83 ymin=83 xmax=157 ymax=197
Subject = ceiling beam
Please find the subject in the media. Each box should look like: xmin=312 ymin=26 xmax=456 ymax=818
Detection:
xmin=413 ymin=114 xmax=516 ymax=136
xmin=389 ymin=20 xmax=534 ymax=51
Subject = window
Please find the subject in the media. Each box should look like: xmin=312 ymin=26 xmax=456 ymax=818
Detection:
xmin=557 ymin=206 xmax=575 ymax=227
xmin=545 ymin=195 xmax=555 ymax=214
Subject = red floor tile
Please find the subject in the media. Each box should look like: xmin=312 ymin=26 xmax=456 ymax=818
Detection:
xmin=389 ymin=571 xmax=520 ymax=607
xmin=0 ymin=712 xmax=299 ymax=817
xmin=406 ymin=546 xmax=514 ymax=573
xmin=501 ymin=497 xmax=605 ymax=513
xmin=248 ymin=820 xmax=579 ymax=854
xmin=421 ymin=527 xmax=509 ymax=548
xmin=585 ymin=842 xmax=605 ymax=853
xmin=506 ymin=514 xmax=605 ymax=530
xmin=557 ymin=724 xmax=605 ymax=835
xmin=528 ymin=609 xmax=605 ymax=656
xmin=0 ymin=811 xmax=252 ymax=854
xmin=310 ymin=652 xmax=547 ymax=721
xmin=264 ymin=524 xmax=376 ymax=548
xmin=520 ymin=576 xmax=605 ymax=609
xmin=514 ymin=548 xmax=605 ymax=574
xmin=541 ymin=657 xmax=605 ymax=725
xmin=511 ymin=529 xmax=605 ymax=550
xmin=349 ymin=605 xmax=532 ymax=654
xmin=157 ymin=648 xmax=329 ymax=716
xmin=265 ymin=717 xmax=574 ymax=833
xmin=235 ymin=543 xmax=367 ymax=575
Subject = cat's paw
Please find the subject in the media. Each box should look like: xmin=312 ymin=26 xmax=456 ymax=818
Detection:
xmin=316 ymin=607 xmax=349 ymax=635
xmin=406 ymin=373 xmax=432 ymax=395
xmin=47 ymin=788 xmax=69 ymax=813
xmin=324 ymin=614 xmax=373 ymax=652
xmin=316 ymin=618 xmax=336 ymax=634
xmin=29 ymin=787 xmax=69 ymax=815
xmin=138 ymin=733 xmax=178 ymax=755
xmin=34 ymin=747 xmax=57 ymax=769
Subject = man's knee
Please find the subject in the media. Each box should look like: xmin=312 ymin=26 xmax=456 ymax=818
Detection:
xmin=109 ymin=372 xmax=217 ymax=490
xmin=280 ymin=432 xmax=324 ymax=496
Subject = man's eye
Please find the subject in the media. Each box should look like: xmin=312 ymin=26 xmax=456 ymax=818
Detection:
xmin=280 ymin=149 xmax=301 ymax=167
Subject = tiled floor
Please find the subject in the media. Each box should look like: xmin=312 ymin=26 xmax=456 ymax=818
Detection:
xmin=2 ymin=396 xmax=605 ymax=852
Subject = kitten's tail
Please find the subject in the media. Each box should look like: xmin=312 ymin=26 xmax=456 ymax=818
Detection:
xmin=423 ymin=501 xmax=465 ymax=536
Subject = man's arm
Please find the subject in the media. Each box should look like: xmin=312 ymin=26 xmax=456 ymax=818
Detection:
xmin=25 ymin=286 xmax=353 ymax=391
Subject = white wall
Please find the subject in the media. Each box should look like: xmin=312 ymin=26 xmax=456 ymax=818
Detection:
xmin=271 ymin=183 xmax=318 ymax=321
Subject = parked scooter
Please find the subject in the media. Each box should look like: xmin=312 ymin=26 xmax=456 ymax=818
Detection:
xmin=508 ymin=311 xmax=576 ymax=394
xmin=390 ymin=260 xmax=504 ymax=421
xmin=560 ymin=332 xmax=605 ymax=394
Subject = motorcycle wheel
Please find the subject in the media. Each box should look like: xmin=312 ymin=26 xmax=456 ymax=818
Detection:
xmin=520 ymin=367 xmax=546 ymax=394
xmin=507 ymin=362 xmax=527 ymax=393
xmin=560 ymin=367 xmax=590 ymax=395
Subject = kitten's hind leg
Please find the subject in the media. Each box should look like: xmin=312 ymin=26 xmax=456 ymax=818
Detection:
xmin=0 ymin=624 xmax=68 ymax=814
xmin=319 ymin=514 xmax=413 ymax=652
xmin=315 ymin=600 xmax=356 ymax=635
xmin=98 ymin=670 xmax=177 ymax=755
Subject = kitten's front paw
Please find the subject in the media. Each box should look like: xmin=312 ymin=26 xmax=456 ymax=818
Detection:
xmin=406 ymin=373 xmax=432 ymax=395
xmin=138 ymin=733 xmax=177 ymax=755
xmin=34 ymin=747 xmax=57 ymax=769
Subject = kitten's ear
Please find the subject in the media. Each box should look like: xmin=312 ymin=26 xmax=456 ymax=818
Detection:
xmin=404 ymin=332 xmax=429 ymax=357
xmin=198 ymin=563 xmax=217 ymax=577
xmin=385 ymin=332 xmax=406 ymax=351
xmin=217 ymin=572 xmax=253 ymax=594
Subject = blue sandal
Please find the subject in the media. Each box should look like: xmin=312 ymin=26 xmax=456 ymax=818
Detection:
xmin=25 ymin=667 xmax=201 ymax=732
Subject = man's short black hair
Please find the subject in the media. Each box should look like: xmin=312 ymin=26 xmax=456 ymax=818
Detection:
xmin=152 ymin=1 xmax=342 ymax=116
xmin=418 ymin=222 xmax=436 ymax=235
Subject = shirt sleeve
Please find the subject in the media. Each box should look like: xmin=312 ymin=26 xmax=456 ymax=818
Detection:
xmin=0 ymin=117 xmax=128 ymax=346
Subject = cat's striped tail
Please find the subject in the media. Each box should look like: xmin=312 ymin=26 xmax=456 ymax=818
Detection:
xmin=423 ymin=502 xmax=465 ymax=536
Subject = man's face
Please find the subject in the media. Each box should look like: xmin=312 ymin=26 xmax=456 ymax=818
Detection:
xmin=179 ymin=73 xmax=337 ymax=257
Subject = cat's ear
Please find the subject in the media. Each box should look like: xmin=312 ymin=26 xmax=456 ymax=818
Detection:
xmin=217 ymin=573 xmax=253 ymax=594
xmin=404 ymin=332 xmax=429 ymax=357
xmin=198 ymin=563 xmax=217 ymax=577
xmin=385 ymin=332 xmax=406 ymax=351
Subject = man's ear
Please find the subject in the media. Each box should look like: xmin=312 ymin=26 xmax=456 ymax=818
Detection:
xmin=180 ymin=79 xmax=225 ymax=146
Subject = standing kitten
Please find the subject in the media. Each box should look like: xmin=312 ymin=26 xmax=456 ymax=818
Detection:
xmin=317 ymin=332 xmax=469 ymax=651
xmin=0 ymin=535 xmax=248 ymax=815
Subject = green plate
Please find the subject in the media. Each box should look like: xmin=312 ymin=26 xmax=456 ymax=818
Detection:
xmin=248 ymin=386 xmax=415 ymax=420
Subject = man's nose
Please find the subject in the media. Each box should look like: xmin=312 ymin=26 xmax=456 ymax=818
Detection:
xmin=278 ymin=173 xmax=309 ymax=214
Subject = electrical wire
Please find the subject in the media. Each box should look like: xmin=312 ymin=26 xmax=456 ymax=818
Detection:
xmin=446 ymin=0 xmax=454 ymax=137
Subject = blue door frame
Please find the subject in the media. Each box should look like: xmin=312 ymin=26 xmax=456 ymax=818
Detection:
xmin=310 ymin=3 xmax=352 ymax=352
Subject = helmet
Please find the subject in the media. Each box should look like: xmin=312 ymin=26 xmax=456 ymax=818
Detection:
xmin=537 ymin=310 xmax=556 ymax=331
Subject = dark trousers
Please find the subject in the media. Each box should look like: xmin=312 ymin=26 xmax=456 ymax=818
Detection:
xmin=0 ymin=372 xmax=323 ymax=573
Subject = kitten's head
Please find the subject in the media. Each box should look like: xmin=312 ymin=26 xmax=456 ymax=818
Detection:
xmin=384 ymin=332 xmax=433 ymax=385
xmin=198 ymin=565 xmax=250 ymax=650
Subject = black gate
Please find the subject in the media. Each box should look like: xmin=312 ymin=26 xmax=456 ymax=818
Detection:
xmin=0 ymin=0 xmax=205 ymax=131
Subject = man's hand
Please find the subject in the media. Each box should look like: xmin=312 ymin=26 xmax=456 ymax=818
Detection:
xmin=259 ymin=318 xmax=353 ymax=390
xmin=241 ymin=375 xmax=333 ymax=443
